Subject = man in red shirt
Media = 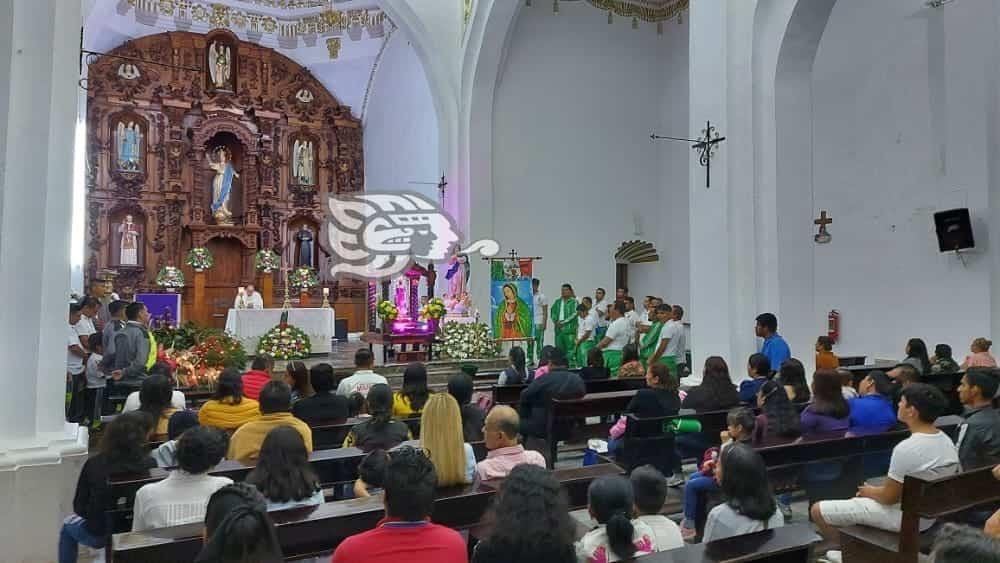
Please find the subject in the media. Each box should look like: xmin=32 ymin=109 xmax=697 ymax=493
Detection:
xmin=331 ymin=447 xmax=468 ymax=563
xmin=241 ymin=355 xmax=272 ymax=401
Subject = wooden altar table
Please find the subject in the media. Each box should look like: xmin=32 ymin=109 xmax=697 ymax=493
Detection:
xmin=225 ymin=308 xmax=335 ymax=354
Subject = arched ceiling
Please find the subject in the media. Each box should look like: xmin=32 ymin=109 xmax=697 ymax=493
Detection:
xmin=83 ymin=0 xmax=394 ymax=118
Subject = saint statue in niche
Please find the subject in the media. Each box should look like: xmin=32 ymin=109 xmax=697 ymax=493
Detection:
xmin=208 ymin=148 xmax=238 ymax=225
xmin=292 ymin=139 xmax=314 ymax=185
xmin=295 ymin=226 xmax=314 ymax=268
xmin=118 ymin=215 xmax=141 ymax=266
xmin=208 ymin=42 xmax=232 ymax=90
xmin=116 ymin=121 xmax=143 ymax=172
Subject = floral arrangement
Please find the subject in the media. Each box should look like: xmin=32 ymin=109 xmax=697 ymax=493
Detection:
xmin=185 ymin=247 xmax=214 ymax=271
xmin=155 ymin=266 xmax=185 ymax=290
xmin=255 ymin=249 xmax=281 ymax=273
xmin=420 ymin=297 xmax=447 ymax=321
xmin=440 ymin=321 xmax=498 ymax=360
xmin=164 ymin=330 xmax=247 ymax=390
xmin=377 ymin=300 xmax=399 ymax=322
xmin=289 ymin=266 xmax=319 ymax=290
xmin=256 ymin=324 xmax=312 ymax=360
xmin=153 ymin=322 xmax=217 ymax=351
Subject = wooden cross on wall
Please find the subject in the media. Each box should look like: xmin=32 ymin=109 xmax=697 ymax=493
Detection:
xmin=814 ymin=210 xmax=833 ymax=244
xmin=650 ymin=120 xmax=726 ymax=188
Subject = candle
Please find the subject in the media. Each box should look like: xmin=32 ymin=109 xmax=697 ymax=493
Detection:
xmin=238 ymin=286 xmax=245 ymax=295
xmin=323 ymin=287 xmax=329 ymax=296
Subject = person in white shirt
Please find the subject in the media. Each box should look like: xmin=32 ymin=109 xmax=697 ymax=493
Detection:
xmin=530 ymin=278 xmax=548 ymax=366
xmin=811 ymin=384 xmax=960 ymax=563
xmin=67 ymin=304 xmax=89 ymax=423
xmin=593 ymin=288 xmax=610 ymax=339
xmin=648 ymin=305 xmax=683 ymax=376
xmin=74 ymin=297 xmax=100 ymax=349
xmin=574 ymin=303 xmax=597 ymax=370
xmin=576 ymin=475 xmax=657 ymax=562
xmin=234 ymin=284 xmax=265 ymax=310
xmin=630 ymin=465 xmax=685 ymax=552
xmin=336 ymin=348 xmax=387 ymax=397
xmin=670 ymin=305 xmax=688 ymax=374
xmin=132 ymin=426 xmax=232 ymax=531
xmin=623 ymin=296 xmax=640 ymax=344
xmin=596 ymin=302 xmax=630 ymax=376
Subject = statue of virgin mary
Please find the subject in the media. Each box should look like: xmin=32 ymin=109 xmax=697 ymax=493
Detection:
xmin=209 ymin=148 xmax=238 ymax=225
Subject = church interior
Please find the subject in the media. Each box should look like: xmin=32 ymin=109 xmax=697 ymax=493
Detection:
xmin=3 ymin=0 xmax=1000 ymax=561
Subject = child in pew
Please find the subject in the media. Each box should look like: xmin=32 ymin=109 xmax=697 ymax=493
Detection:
xmin=151 ymin=409 xmax=200 ymax=467
xmin=678 ymin=407 xmax=756 ymax=540
xmin=577 ymin=475 xmax=657 ymax=562
xmin=347 ymin=391 xmax=366 ymax=418
xmin=354 ymin=449 xmax=389 ymax=498
xmin=83 ymin=333 xmax=107 ymax=428
xmin=196 ymin=483 xmax=283 ymax=563
xmin=962 ymin=337 xmax=998 ymax=370
xmin=811 ymin=384 xmax=961 ymax=563
xmin=931 ymin=523 xmax=1000 ymax=563
xmin=343 ymin=384 xmax=411 ymax=452
xmin=702 ymin=443 xmax=785 ymax=543
xmin=59 ymin=412 xmax=156 ymax=563
xmin=739 ymin=353 xmax=771 ymax=404
xmin=837 ymin=369 xmax=858 ymax=400
xmin=247 ymin=426 xmax=324 ymax=511
xmin=630 ymin=465 xmax=685 ymax=551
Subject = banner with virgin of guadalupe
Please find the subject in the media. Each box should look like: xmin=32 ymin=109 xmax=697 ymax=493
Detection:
xmin=490 ymin=259 xmax=534 ymax=341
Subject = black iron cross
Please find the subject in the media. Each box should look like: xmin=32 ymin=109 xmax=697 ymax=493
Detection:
xmin=651 ymin=120 xmax=726 ymax=188
xmin=408 ymin=174 xmax=448 ymax=203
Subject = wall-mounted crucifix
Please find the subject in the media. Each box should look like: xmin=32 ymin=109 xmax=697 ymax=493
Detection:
xmin=814 ymin=210 xmax=833 ymax=244
xmin=409 ymin=174 xmax=448 ymax=204
xmin=651 ymin=120 xmax=726 ymax=188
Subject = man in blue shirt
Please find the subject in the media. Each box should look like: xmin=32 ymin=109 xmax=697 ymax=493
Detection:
xmin=848 ymin=371 xmax=898 ymax=435
xmin=755 ymin=313 xmax=790 ymax=373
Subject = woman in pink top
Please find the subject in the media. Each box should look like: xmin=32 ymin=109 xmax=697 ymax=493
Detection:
xmin=962 ymin=337 xmax=998 ymax=369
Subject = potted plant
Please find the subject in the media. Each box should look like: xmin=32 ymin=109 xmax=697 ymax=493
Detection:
xmin=255 ymin=249 xmax=280 ymax=273
xmin=185 ymin=247 xmax=214 ymax=272
xmin=155 ymin=266 xmax=185 ymax=292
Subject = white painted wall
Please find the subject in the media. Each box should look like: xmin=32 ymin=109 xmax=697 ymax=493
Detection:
xmin=492 ymin=4 xmax=688 ymax=341
xmin=810 ymin=0 xmax=998 ymax=360
xmin=363 ymin=32 xmax=440 ymax=201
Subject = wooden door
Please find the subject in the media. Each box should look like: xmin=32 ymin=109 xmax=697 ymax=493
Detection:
xmin=204 ymin=238 xmax=245 ymax=329
xmin=616 ymin=263 xmax=628 ymax=297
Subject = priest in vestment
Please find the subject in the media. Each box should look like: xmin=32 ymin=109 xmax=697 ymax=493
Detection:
xmin=551 ymin=283 xmax=578 ymax=363
xmin=235 ymin=284 xmax=264 ymax=309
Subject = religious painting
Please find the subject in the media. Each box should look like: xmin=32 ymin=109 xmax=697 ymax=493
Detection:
xmin=114 ymin=118 xmax=145 ymax=174
xmin=135 ymin=293 xmax=181 ymax=329
xmin=291 ymin=138 xmax=315 ymax=186
xmin=110 ymin=215 xmax=144 ymax=268
xmin=490 ymin=259 xmax=534 ymax=341
xmin=208 ymin=146 xmax=239 ymax=225
xmin=207 ymin=40 xmax=234 ymax=91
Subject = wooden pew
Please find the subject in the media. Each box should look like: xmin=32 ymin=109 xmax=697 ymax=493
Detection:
xmin=840 ymin=464 xmax=1000 ymax=563
xmin=634 ymin=523 xmax=821 ymax=563
xmin=545 ymin=390 xmax=639 ymax=464
xmin=310 ymin=416 xmax=422 ymax=449
xmin=110 ymin=463 xmax=623 ymax=562
xmin=493 ymin=377 xmax=646 ymax=407
xmin=107 ymin=440 xmax=488 ymax=533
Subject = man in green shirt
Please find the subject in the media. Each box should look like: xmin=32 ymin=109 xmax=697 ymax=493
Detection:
xmin=550 ymin=284 xmax=578 ymax=366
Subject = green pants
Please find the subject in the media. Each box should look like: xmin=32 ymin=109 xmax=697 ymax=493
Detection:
xmin=575 ymin=340 xmax=595 ymax=370
xmin=603 ymin=349 xmax=623 ymax=378
xmin=555 ymin=330 xmax=575 ymax=364
xmin=528 ymin=324 xmax=545 ymax=364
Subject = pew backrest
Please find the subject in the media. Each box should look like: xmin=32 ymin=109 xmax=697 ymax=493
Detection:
xmin=634 ymin=523 xmax=821 ymax=562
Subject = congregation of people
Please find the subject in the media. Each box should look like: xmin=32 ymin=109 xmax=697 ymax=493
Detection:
xmin=60 ymin=286 xmax=1000 ymax=563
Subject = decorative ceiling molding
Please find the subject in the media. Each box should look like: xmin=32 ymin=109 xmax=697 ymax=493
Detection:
xmin=360 ymin=24 xmax=396 ymax=122
xmin=585 ymin=0 xmax=688 ymax=23
xmin=125 ymin=0 xmax=388 ymax=44
xmin=615 ymin=240 xmax=660 ymax=264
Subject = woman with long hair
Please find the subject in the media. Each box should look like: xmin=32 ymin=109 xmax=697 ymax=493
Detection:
xmin=576 ymin=475 xmax=656 ymax=562
xmin=776 ymin=358 xmax=811 ymax=403
xmin=246 ymin=426 xmax=323 ymax=511
xmin=617 ymin=344 xmax=644 ymax=378
xmin=473 ymin=464 xmax=577 ymax=563
xmin=420 ymin=393 xmax=475 ymax=486
xmin=902 ymin=338 xmax=931 ymax=376
xmin=284 ymin=361 xmax=313 ymax=404
xmin=343 ymin=383 xmax=411 ymax=451
xmin=703 ymin=443 xmax=784 ymax=542
xmin=580 ymin=346 xmax=611 ymax=381
xmin=139 ymin=374 xmax=178 ymax=436
xmin=59 ymin=412 xmax=156 ymax=563
xmin=195 ymin=483 xmax=283 ymax=563
xmin=754 ymin=379 xmax=802 ymax=443
xmin=532 ymin=345 xmax=557 ymax=380
xmin=199 ymin=368 xmax=260 ymax=431
xmin=393 ymin=362 xmax=430 ymax=417
xmin=801 ymin=370 xmax=850 ymax=435
xmin=682 ymin=356 xmax=740 ymax=412
xmin=498 ymin=346 xmax=528 ymax=385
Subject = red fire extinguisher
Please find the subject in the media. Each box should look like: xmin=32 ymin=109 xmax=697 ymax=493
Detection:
xmin=828 ymin=310 xmax=840 ymax=344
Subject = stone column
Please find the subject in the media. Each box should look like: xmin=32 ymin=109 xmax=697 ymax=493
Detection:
xmin=686 ymin=1 xmax=758 ymax=384
xmin=0 ymin=1 xmax=89 ymax=559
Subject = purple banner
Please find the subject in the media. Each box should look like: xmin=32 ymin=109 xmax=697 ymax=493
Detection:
xmin=135 ymin=293 xmax=182 ymax=329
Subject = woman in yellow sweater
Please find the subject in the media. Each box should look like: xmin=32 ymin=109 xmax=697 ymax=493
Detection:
xmin=199 ymin=368 xmax=260 ymax=431
xmin=392 ymin=362 xmax=430 ymax=418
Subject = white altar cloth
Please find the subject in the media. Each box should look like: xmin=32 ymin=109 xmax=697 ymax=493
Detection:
xmin=225 ymin=308 xmax=335 ymax=355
